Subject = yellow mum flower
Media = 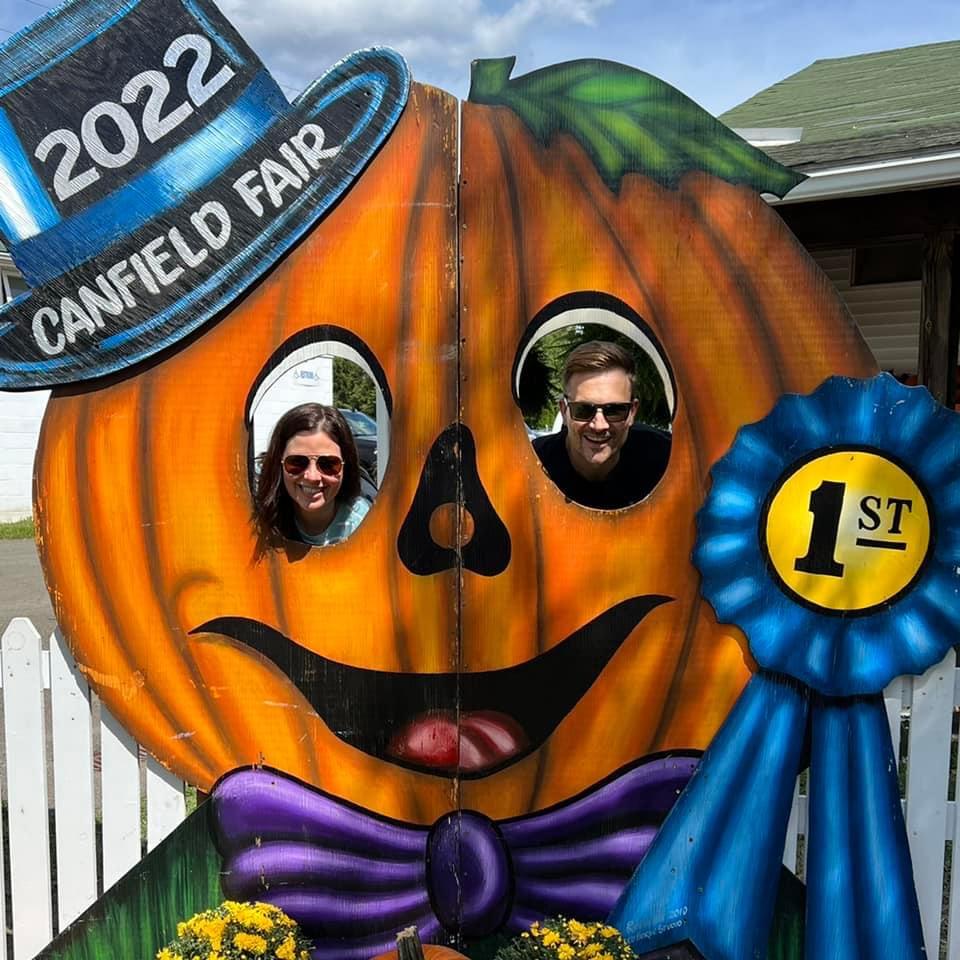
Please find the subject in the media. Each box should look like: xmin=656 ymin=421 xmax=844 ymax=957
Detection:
xmin=233 ymin=931 xmax=268 ymax=955
xmin=582 ymin=943 xmax=603 ymax=956
xmin=541 ymin=931 xmax=560 ymax=947
xmin=234 ymin=904 xmax=261 ymax=928
xmin=205 ymin=918 xmax=226 ymax=951
xmin=557 ymin=944 xmax=576 ymax=960
xmin=566 ymin=920 xmax=590 ymax=943
xmin=600 ymin=927 xmax=619 ymax=939
xmin=160 ymin=900 xmax=310 ymax=960
xmin=276 ymin=935 xmax=297 ymax=960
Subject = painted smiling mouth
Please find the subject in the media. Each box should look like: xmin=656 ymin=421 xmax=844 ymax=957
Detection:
xmin=192 ymin=594 xmax=670 ymax=778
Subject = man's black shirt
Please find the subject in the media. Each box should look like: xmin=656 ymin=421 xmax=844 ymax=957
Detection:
xmin=532 ymin=424 xmax=671 ymax=509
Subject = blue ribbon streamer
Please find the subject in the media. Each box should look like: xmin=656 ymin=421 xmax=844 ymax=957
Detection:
xmin=807 ymin=695 xmax=924 ymax=959
xmin=621 ymin=376 xmax=960 ymax=959
xmin=609 ymin=672 xmax=926 ymax=959
xmin=608 ymin=672 xmax=807 ymax=958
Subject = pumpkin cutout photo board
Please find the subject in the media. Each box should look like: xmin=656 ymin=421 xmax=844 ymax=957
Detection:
xmin=2 ymin=0 xmax=957 ymax=958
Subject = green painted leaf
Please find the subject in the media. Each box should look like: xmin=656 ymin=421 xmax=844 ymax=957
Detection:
xmin=468 ymin=57 xmax=804 ymax=197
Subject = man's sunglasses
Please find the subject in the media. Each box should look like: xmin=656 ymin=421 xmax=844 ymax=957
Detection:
xmin=282 ymin=454 xmax=344 ymax=477
xmin=563 ymin=399 xmax=635 ymax=423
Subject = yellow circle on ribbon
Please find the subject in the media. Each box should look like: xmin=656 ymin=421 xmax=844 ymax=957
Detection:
xmin=763 ymin=449 xmax=932 ymax=614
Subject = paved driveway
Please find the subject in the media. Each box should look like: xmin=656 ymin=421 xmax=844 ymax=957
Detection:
xmin=0 ymin=539 xmax=57 ymax=640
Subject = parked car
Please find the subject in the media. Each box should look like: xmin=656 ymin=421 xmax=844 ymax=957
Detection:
xmin=339 ymin=408 xmax=378 ymax=481
xmin=525 ymin=421 xmax=558 ymax=439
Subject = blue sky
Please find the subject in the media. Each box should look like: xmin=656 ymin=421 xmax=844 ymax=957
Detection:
xmin=2 ymin=0 xmax=960 ymax=114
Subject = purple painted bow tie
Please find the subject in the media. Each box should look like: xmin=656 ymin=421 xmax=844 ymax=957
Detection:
xmin=212 ymin=757 xmax=696 ymax=960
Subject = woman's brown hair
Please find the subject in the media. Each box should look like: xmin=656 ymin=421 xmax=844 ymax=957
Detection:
xmin=253 ymin=403 xmax=361 ymax=543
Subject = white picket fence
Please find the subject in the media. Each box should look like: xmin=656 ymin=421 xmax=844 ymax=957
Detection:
xmin=0 ymin=618 xmax=187 ymax=960
xmin=0 ymin=618 xmax=959 ymax=959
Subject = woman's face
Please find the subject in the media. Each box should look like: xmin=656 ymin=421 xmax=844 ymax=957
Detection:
xmin=281 ymin=428 xmax=344 ymax=522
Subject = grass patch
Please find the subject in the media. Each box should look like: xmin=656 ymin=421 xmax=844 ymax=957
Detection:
xmin=0 ymin=517 xmax=34 ymax=540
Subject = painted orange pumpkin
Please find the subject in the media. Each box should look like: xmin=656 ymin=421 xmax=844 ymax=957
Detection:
xmin=35 ymin=64 xmax=876 ymax=828
xmin=370 ymin=946 xmax=469 ymax=960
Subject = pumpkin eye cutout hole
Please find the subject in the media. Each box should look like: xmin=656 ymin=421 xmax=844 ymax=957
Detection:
xmin=246 ymin=335 xmax=391 ymax=547
xmin=514 ymin=299 xmax=675 ymax=510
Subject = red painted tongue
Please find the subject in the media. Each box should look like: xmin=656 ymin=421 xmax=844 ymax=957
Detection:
xmin=387 ymin=710 xmax=529 ymax=773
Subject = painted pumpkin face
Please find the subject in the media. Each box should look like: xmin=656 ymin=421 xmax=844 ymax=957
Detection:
xmin=35 ymin=77 xmax=876 ymax=825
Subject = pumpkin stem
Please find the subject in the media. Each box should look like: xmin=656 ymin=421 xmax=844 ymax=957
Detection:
xmin=396 ymin=926 xmax=426 ymax=960
xmin=468 ymin=57 xmax=517 ymax=102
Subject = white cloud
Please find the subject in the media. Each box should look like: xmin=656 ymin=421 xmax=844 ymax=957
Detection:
xmin=220 ymin=0 xmax=612 ymax=96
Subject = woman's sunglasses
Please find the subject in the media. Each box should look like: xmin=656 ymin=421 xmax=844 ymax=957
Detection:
xmin=563 ymin=399 xmax=635 ymax=423
xmin=282 ymin=454 xmax=344 ymax=477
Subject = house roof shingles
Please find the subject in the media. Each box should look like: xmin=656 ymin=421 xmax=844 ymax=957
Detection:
xmin=719 ymin=40 xmax=960 ymax=168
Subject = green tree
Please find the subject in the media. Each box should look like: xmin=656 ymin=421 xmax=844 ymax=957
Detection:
xmin=517 ymin=340 xmax=559 ymax=425
xmin=332 ymin=358 xmax=376 ymax=415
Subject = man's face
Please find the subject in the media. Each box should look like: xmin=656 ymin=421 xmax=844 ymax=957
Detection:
xmin=562 ymin=368 xmax=638 ymax=480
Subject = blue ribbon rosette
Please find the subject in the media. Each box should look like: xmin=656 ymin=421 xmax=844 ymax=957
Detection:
xmin=610 ymin=373 xmax=960 ymax=959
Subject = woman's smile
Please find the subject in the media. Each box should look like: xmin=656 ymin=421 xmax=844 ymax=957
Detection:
xmin=282 ymin=429 xmax=344 ymax=533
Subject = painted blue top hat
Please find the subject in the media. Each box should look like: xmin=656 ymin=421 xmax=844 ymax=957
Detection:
xmin=0 ymin=0 xmax=408 ymax=388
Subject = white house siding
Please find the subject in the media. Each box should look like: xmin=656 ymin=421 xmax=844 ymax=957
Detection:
xmin=0 ymin=388 xmax=49 ymax=521
xmin=811 ymin=248 xmax=921 ymax=375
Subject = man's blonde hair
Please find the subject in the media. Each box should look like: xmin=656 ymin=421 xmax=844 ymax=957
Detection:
xmin=563 ymin=341 xmax=635 ymax=392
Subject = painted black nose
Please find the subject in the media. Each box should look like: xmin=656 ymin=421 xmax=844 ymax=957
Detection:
xmin=397 ymin=424 xmax=511 ymax=576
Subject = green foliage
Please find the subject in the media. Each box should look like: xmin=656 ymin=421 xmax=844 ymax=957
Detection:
xmin=517 ymin=325 xmax=671 ymax=431
xmin=332 ymin=358 xmax=376 ymax=416
xmin=0 ymin=517 xmax=34 ymax=539
xmin=468 ymin=57 xmax=803 ymax=197
xmin=517 ymin=341 xmax=557 ymax=425
xmin=768 ymin=866 xmax=806 ymax=960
